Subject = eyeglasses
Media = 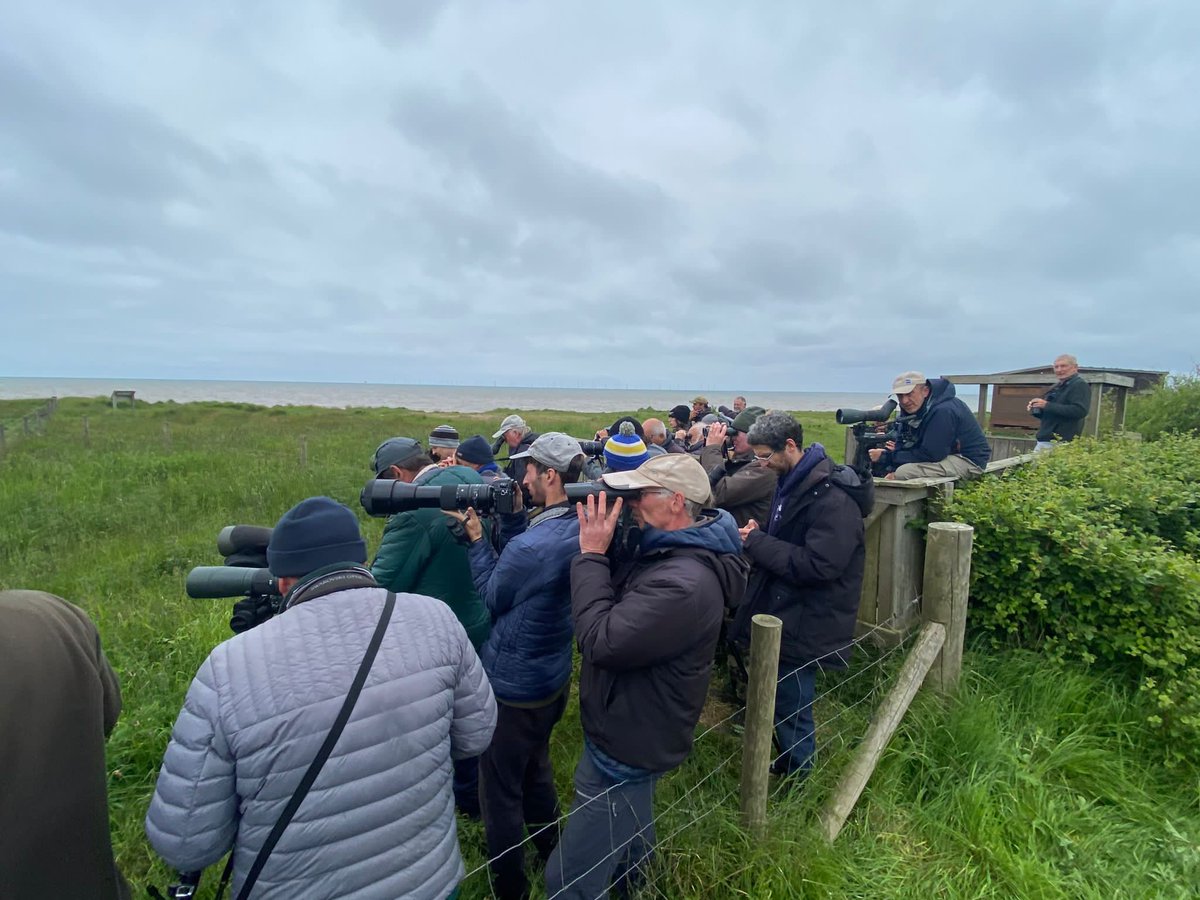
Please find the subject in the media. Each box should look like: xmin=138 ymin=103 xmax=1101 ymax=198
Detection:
xmin=753 ymin=449 xmax=777 ymax=462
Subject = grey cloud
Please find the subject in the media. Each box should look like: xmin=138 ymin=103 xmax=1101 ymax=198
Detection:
xmin=391 ymin=82 xmax=678 ymax=244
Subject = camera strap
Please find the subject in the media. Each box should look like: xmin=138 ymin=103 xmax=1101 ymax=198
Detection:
xmin=230 ymin=590 xmax=397 ymax=900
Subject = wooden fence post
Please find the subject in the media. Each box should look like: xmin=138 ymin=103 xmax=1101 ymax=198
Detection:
xmin=0 ymin=423 xmax=6 ymax=454
xmin=162 ymin=423 xmax=172 ymax=451
xmin=921 ymin=522 xmax=973 ymax=695
xmin=819 ymin=621 xmax=946 ymax=842
xmin=739 ymin=613 xmax=782 ymax=840
xmin=299 ymin=436 xmax=308 ymax=469
xmin=82 ymin=416 xmax=90 ymax=447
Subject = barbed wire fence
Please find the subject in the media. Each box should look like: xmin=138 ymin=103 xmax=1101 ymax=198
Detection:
xmin=458 ymin=592 xmax=933 ymax=900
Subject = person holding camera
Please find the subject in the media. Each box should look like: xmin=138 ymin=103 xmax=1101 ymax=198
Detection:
xmin=146 ymin=496 xmax=496 ymax=900
xmin=493 ymin=414 xmax=540 ymax=506
xmin=446 ymin=433 xmax=585 ymax=900
xmin=867 ymin=371 xmax=991 ymax=480
xmin=1028 ymin=354 xmax=1090 ymax=449
xmin=643 ymin=417 xmax=686 ymax=455
xmin=698 ymin=405 xmax=778 ymax=528
xmin=1 ymin=590 xmax=130 ymax=900
xmin=369 ymin=436 xmax=493 ymax=817
xmin=730 ymin=413 xmax=873 ymax=782
xmin=546 ymin=455 xmax=748 ymax=899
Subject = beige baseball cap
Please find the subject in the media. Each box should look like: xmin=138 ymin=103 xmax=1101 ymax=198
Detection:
xmin=491 ymin=413 xmax=528 ymax=439
xmin=891 ymin=371 xmax=926 ymax=395
xmin=600 ymin=454 xmax=713 ymax=506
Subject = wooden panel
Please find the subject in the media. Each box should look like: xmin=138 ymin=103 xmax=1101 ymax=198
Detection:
xmin=945 ymin=372 xmax=1136 ymax=387
xmin=991 ymin=385 xmax=1042 ymax=429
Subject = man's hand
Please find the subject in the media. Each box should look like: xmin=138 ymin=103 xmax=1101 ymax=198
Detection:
xmin=738 ymin=518 xmax=759 ymax=541
xmin=510 ymin=482 xmax=524 ymax=513
xmin=674 ymin=429 xmax=688 ymax=441
xmin=594 ymin=428 xmax=610 ymax=440
xmin=437 ymin=452 xmax=458 ymax=468
xmin=705 ymin=422 xmax=728 ymax=447
xmin=576 ymin=491 xmax=623 ymax=555
xmin=867 ymin=448 xmax=884 ymax=463
xmin=1028 ymin=398 xmax=1047 ymax=411
xmin=442 ymin=507 xmax=485 ymax=543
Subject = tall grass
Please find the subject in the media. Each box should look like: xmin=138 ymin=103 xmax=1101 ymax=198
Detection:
xmin=0 ymin=398 xmax=1194 ymax=898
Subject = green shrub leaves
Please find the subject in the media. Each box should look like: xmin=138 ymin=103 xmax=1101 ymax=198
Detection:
xmin=948 ymin=436 xmax=1200 ymax=762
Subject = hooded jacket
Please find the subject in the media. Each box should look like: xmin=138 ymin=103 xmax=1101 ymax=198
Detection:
xmin=888 ymin=378 xmax=991 ymax=470
xmin=570 ymin=510 xmax=750 ymax=772
xmin=371 ymin=465 xmax=491 ymax=649
xmin=732 ymin=456 xmax=873 ymax=669
xmin=467 ymin=505 xmax=580 ymax=704
xmin=145 ymin=584 xmax=496 ymax=900
xmin=1033 ymin=372 xmax=1090 ymax=442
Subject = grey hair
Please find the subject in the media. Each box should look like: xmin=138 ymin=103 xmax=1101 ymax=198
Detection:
xmin=684 ymin=498 xmax=703 ymax=518
xmin=644 ymin=419 xmax=667 ymax=440
xmin=747 ymin=411 xmax=803 ymax=452
xmin=1055 ymin=353 xmax=1078 ymax=366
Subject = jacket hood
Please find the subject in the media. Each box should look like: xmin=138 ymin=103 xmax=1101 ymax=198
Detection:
xmin=640 ymin=509 xmax=749 ymax=599
xmin=829 ymin=463 xmax=875 ymax=517
xmin=420 ymin=465 xmax=485 ymax=487
xmin=927 ymin=377 xmax=956 ymax=406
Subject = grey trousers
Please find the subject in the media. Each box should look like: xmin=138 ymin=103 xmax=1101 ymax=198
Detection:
xmin=893 ymin=453 xmax=983 ymax=480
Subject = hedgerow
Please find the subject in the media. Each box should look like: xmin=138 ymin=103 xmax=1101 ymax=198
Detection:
xmin=947 ymin=435 xmax=1200 ymax=762
xmin=1126 ymin=367 xmax=1200 ymax=441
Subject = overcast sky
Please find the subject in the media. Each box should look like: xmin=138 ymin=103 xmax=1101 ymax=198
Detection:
xmin=1 ymin=1 xmax=1197 ymax=392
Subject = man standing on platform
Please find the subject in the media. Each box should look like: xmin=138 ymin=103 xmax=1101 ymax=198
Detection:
xmin=1028 ymin=354 xmax=1090 ymax=449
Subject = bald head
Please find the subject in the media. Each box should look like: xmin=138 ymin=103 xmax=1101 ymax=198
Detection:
xmin=643 ymin=418 xmax=668 ymax=445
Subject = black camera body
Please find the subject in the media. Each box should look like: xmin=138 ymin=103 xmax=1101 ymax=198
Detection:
xmin=838 ymin=399 xmax=900 ymax=476
xmin=361 ymin=478 xmax=519 ymax=517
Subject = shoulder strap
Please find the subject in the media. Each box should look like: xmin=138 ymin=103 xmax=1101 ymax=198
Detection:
xmin=233 ymin=591 xmax=397 ymax=900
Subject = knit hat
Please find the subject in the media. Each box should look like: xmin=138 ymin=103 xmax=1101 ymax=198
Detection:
xmin=456 ymin=434 xmax=494 ymax=466
xmin=266 ymin=496 xmax=367 ymax=578
xmin=729 ymin=405 xmax=767 ymax=433
xmin=372 ymin=437 xmax=425 ymax=475
xmin=603 ymin=421 xmax=649 ymax=472
xmin=669 ymin=404 xmax=691 ymax=425
xmin=607 ymin=415 xmax=643 ymax=439
xmin=428 ymin=423 xmax=460 ymax=449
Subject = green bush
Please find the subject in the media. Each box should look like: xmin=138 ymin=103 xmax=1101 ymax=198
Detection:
xmin=947 ymin=436 xmax=1200 ymax=763
xmin=1126 ymin=367 xmax=1200 ymax=440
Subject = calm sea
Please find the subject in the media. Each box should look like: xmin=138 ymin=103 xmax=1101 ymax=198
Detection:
xmin=0 ymin=377 xmax=886 ymax=414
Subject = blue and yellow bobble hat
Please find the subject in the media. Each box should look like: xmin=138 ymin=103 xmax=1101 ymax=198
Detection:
xmin=603 ymin=421 xmax=650 ymax=472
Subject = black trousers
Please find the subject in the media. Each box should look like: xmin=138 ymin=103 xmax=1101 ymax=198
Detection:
xmin=478 ymin=692 xmax=569 ymax=900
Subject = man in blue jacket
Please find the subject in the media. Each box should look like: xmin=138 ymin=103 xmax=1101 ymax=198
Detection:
xmin=450 ymin=432 xmax=585 ymax=900
xmin=869 ymin=371 xmax=992 ymax=480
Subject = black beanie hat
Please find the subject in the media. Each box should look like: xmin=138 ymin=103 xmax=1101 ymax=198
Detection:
xmin=266 ymin=496 xmax=368 ymax=578
xmin=456 ymin=434 xmax=494 ymax=466
xmin=669 ymin=405 xmax=691 ymax=425
xmin=607 ymin=415 xmax=644 ymax=439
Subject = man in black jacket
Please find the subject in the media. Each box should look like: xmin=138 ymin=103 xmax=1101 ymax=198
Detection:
xmin=731 ymin=412 xmax=873 ymax=780
xmin=1029 ymin=354 xmax=1090 ymax=448
xmin=868 ymin=371 xmax=991 ymax=480
xmin=546 ymin=454 xmax=749 ymax=899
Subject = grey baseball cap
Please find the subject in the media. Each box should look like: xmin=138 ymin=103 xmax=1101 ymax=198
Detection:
xmin=372 ymin=437 xmax=424 ymax=475
xmin=491 ymin=414 xmax=528 ymax=439
xmin=510 ymin=432 xmax=583 ymax=470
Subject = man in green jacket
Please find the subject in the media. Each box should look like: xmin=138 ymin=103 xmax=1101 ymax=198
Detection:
xmin=369 ymin=436 xmax=492 ymax=817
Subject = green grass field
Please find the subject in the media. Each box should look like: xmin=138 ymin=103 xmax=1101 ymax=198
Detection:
xmin=1 ymin=397 xmax=1196 ymax=898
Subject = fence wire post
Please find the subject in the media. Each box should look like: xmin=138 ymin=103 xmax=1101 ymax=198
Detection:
xmin=0 ymin=423 xmax=5 ymax=455
xmin=83 ymin=416 xmax=90 ymax=447
xmin=299 ymin=436 xmax=308 ymax=469
xmin=739 ymin=613 xmax=781 ymax=840
xmin=922 ymin=522 xmax=973 ymax=695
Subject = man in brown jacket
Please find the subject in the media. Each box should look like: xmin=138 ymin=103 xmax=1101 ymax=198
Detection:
xmin=697 ymin=406 xmax=778 ymax=528
xmin=0 ymin=589 xmax=130 ymax=900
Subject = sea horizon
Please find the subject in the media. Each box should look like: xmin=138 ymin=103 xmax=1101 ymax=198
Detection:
xmin=0 ymin=376 xmax=888 ymax=415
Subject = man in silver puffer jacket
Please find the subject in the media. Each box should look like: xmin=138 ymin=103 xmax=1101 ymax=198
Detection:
xmin=146 ymin=496 xmax=496 ymax=899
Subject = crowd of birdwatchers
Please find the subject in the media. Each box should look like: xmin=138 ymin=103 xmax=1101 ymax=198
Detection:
xmin=4 ymin=359 xmax=1093 ymax=899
